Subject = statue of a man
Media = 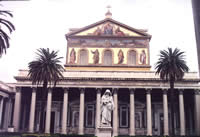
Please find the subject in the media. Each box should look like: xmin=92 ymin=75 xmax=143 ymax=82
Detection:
xmin=101 ymin=89 xmax=114 ymax=126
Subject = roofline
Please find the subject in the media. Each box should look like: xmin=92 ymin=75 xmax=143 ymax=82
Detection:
xmin=66 ymin=35 xmax=151 ymax=40
xmin=64 ymin=64 xmax=151 ymax=68
xmin=14 ymin=76 xmax=200 ymax=83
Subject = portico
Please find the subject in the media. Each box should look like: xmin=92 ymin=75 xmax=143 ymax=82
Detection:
xmin=13 ymin=70 xmax=199 ymax=136
xmin=0 ymin=81 xmax=15 ymax=132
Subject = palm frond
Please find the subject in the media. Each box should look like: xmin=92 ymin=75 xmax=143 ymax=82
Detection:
xmin=0 ymin=29 xmax=10 ymax=56
xmin=28 ymin=48 xmax=65 ymax=87
xmin=0 ymin=9 xmax=15 ymax=57
xmin=0 ymin=18 xmax=15 ymax=32
xmin=0 ymin=10 xmax=13 ymax=17
xmin=155 ymin=47 xmax=189 ymax=81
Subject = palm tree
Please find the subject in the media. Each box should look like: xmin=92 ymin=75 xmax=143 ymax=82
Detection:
xmin=0 ymin=8 xmax=15 ymax=57
xmin=155 ymin=48 xmax=189 ymax=136
xmin=28 ymin=48 xmax=64 ymax=132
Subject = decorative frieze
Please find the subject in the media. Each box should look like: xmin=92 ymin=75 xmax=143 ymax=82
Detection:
xmin=68 ymin=39 xmax=148 ymax=47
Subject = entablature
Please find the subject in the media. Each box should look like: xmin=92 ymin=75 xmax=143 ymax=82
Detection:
xmin=14 ymin=70 xmax=200 ymax=90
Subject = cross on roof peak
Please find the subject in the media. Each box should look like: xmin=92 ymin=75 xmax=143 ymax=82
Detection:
xmin=105 ymin=5 xmax=112 ymax=19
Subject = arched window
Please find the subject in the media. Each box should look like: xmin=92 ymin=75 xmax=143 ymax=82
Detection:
xmin=79 ymin=50 xmax=88 ymax=65
xmin=103 ymin=50 xmax=112 ymax=65
xmin=128 ymin=50 xmax=136 ymax=65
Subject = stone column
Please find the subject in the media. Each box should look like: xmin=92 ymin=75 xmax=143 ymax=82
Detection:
xmin=95 ymin=88 xmax=101 ymax=135
xmin=163 ymin=89 xmax=169 ymax=135
xmin=13 ymin=87 xmax=22 ymax=132
xmin=0 ymin=97 xmax=4 ymax=128
xmin=129 ymin=88 xmax=135 ymax=136
xmin=179 ymin=90 xmax=185 ymax=135
xmin=113 ymin=88 xmax=119 ymax=137
xmin=146 ymin=89 xmax=152 ymax=136
xmin=3 ymin=98 xmax=11 ymax=129
xmin=29 ymin=88 xmax=37 ymax=132
xmin=7 ymin=98 xmax=13 ymax=127
xmin=194 ymin=89 xmax=200 ymax=135
xmin=61 ymin=88 xmax=69 ymax=134
xmin=78 ymin=88 xmax=85 ymax=135
xmin=45 ymin=88 xmax=52 ymax=133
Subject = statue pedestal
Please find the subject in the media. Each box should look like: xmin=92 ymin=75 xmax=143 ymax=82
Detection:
xmin=97 ymin=126 xmax=112 ymax=137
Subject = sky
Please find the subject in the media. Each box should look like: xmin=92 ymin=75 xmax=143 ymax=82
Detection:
xmin=0 ymin=0 xmax=198 ymax=83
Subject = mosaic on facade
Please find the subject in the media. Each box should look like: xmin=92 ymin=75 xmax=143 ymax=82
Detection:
xmin=68 ymin=47 xmax=148 ymax=65
xmin=91 ymin=49 xmax=99 ymax=64
xmin=69 ymin=48 xmax=76 ymax=64
xmin=68 ymin=38 xmax=148 ymax=47
xmin=118 ymin=49 xmax=124 ymax=64
xmin=140 ymin=50 xmax=146 ymax=65
xmin=93 ymin=23 xmax=126 ymax=36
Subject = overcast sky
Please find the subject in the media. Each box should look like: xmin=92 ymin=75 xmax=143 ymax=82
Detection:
xmin=0 ymin=0 xmax=198 ymax=83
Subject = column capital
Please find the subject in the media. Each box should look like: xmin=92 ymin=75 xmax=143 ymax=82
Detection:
xmin=0 ymin=96 xmax=4 ymax=100
xmin=129 ymin=88 xmax=135 ymax=93
xmin=129 ymin=88 xmax=135 ymax=90
xmin=194 ymin=89 xmax=200 ymax=95
xmin=79 ymin=88 xmax=85 ymax=93
xmin=16 ymin=87 xmax=21 ymax=92
xmin=47 ymin=88 xmax=53 ymax=93
xmin=31 ymin=87 xmax=37 ymax=92
xmin=145 ymin=88 xmax=152 ymax=94
xmin=96 ymin=88 xmax=102 ymax=94
xmin=162 ymin=88 xmax=168 ymax=94
xmin=162 ymin=88 xmax=168 ymax=91
xmin=178 ymin=89 xmax=184 ymax=94
xmin=63 ymin=88 xmax=69 ymax=93
xmin=113 ymin=88 xmax=118 ymax=94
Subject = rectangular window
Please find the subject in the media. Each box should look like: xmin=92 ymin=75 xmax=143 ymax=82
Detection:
xmin=120 ymin=105 xmax=128 ymax=127
xmin=135 ymin=112 xmax=140 ymax=128
xmin=86 ymin=104 xmax=95 ymax=127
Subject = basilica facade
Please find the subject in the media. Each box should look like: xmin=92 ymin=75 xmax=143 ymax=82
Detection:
xmin=2 ymin=12 xmax=200 ymax=136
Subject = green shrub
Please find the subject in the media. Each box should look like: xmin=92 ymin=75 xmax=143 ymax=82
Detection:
xmin=0 ymin=132 xmax=21 ymax=137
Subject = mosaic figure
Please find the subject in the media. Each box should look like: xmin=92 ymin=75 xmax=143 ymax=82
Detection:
xmin=115 ymin=27 xmax=125 ymax=36
xmin=140 ymin=50 xmax=146 ymax=64
xmin=103 ymin=23 xmax=113 ymax=35
xmin=93 ymin=27 xmax=102 ymax=36
xmin=69 ymin=48 xmax=76 ymax=64
xmin=91 ymin=49 xmax=99 ymax=64
xmin=118 ymin=49 xmax=124 ymax=64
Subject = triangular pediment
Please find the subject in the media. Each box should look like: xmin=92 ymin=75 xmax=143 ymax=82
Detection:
xmin=66 ymin=18 xmax=151 ymax=38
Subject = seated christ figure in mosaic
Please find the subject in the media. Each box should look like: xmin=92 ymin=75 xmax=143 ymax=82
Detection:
xmin=100 ymin=89 xmax=114 ymax=126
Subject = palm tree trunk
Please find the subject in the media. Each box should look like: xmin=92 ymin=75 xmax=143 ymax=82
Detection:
xmin=170 ymin=79 xmax=175 ymax=137
xmin=39 ymin=80 xmax=48 ymax=133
